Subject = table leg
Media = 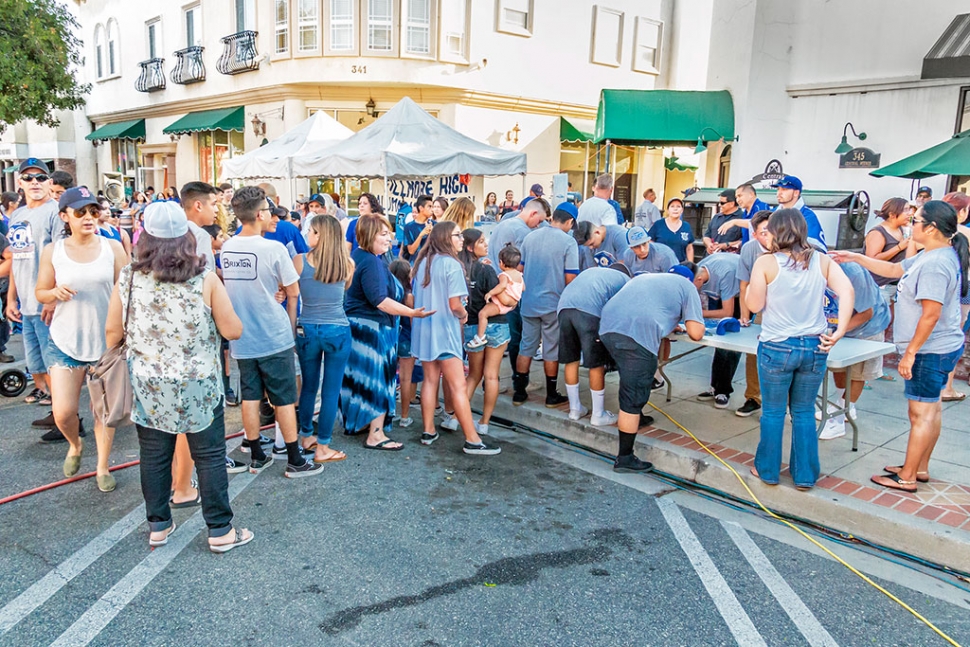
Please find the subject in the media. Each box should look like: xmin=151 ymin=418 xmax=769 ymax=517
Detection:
xmin=659 ymin=362 xmax=672 ymax=403
xmin=846 ymin=401 xmax=859 ymax=452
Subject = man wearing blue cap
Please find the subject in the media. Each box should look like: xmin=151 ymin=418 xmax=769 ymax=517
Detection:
xmin=776 ymin=175 xmax=826 ymax=250
xmin=5 ymin=158 xmax=66 ymax=426
xmin=599 ymin=269 xmax=705 ymax=472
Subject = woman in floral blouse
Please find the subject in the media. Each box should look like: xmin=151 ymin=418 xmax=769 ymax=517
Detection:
xmin=105 ymin=202 xmax=252 ymax=553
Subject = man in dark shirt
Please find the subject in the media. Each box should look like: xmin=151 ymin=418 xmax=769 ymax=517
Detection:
xmin=402 ymin=194 xmax=434 ymax=263
xmin=703 ymin=189 xmax=743 ymax=254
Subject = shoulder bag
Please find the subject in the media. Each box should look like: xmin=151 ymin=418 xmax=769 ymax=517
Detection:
xmin=87 ymin=270 xmax=135 ymax=428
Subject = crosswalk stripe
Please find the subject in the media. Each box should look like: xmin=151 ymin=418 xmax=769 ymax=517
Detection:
xmin=657 ymin=497 xmax=767 ymax=647
xmin=49 ymin=471 xmax=256 ymax=647
xmin=721 ymin=521 xmax=840 ymax=647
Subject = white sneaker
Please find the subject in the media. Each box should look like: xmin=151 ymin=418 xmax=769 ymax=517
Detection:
xmin=475 ymin=421 xmax=490 ymax=436
xmin=568 ymin=405 xmax=589 ymax=421
xmin=819 ymin=417 xmax=846 ymax=440
xmin=397 ymin=416 xmax=413 ymax=428
xmin=440 ymin=414 xmax=459 ymax=431
xmin=816 ymin=402 xmax=856 ymax=421
xmin=591 ymin=410 xmax=619 ymax=426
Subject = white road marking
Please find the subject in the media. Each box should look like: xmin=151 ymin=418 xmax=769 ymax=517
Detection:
xmin=657 ymin=497 xmax=767 ymax=647
xmin=49 ymin=471 xmax=256 ymax=647
xmin=721 ymin=521 xmax=839 ymax=647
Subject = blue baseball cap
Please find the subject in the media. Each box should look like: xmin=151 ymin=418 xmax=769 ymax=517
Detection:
xmin=553 ymin=201 xmax=578 ymax=220
xmin=774 ymin=175 xmax=803 ymax=191
xmin=58 ymin=186 xmax=99 ymax=212
xmin=18 ymin=158 xmax=49 ymax=174
xmin=668 ymin=265 xmax=694 ymax=282
xmin=916 ymin=186 xmax=932 ymax=197
xmin=626 ymin=226 xmax=650 ymax=248
xmin=308 ymin=193 xmax=326 ymax=206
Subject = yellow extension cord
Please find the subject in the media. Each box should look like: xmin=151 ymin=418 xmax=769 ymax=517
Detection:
xmin=647 ymin=402 xmax=963 ymax=647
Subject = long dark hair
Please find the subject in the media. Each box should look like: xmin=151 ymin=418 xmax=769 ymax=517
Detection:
xmin=922 ymin=200 xmax=969 ymax=298
xmin=388 ymin=259 xmax=412 ymax=298
xmin=132 ymin=231 xmax=206 ymax=283
xmin=458 ymin=228 xmax=483 ymax=276
xmin=412 ymin=220 xmax=462 ymax=288
xmin=767 ymin=208 xmax=814 ymax=270
xmin=358 ymin=192 xmax=384 ymax=216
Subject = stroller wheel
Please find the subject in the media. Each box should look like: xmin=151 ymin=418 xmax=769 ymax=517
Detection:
xmin=0 ymin=369 xmax=28 ymax=398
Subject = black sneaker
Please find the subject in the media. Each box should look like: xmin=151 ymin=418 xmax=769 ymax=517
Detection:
xmin=420 ymin=432 xmax=440 ymax=446
xmin=696 ymin=389 xmax=716 ymax=401
xmin=249 ymin=455 xmax=274 ymax=474
xmin=271 ymin=445 xmax=312 ymax=459
xmin=613 ymin=454 xmax=654 ymax=473
xmin=545 ymin=392 xmax=569 ymax=408
xmin=226 ymin=456 xmax=248 ymax=474
xmin=225 ymin=388 xmax=240 ymax=407
xmin=652 ymin=377 xmax=666 ymax=391
xmin=463 ymin=441 xmax=501 ymax=456
xmin=32 ymin=411 xmax=56 ymax=428
xmin=735 ymin=399 xmax=761 ymax=418
xmin=39 ymin=418 xmax=85 ymax=444
xmin=638 ymin=414 xmax=655 ymax=430
xmin=284 ymin=460 xmax=324 ymax=479
xmin=240 ymin=434 xmax=273 ymax=454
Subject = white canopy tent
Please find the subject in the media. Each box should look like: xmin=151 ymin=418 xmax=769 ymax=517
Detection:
xmin=291 ymin=97 xmax=527 ymax=179
xmin=221 ymin=111 xmax=353 ymax=180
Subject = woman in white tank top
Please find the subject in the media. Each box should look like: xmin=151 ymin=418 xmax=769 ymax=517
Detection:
xmin=35 ymin=188 xmax=128 ymax=492
xmin=744 ymin=209 xmax=854 ymax=490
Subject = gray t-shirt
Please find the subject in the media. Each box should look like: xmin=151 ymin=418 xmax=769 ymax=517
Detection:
xmin=187 ymin=220 xmax=216 ymax=273
xmin=620 ymin=242 xmax=677 ymax=275
xmin=893 ymin=248 xmax=965 ymax=355
xmin=520 ymin=226 xmax=580 ymax=317
xmin=411 ymin=256 xmax=468 ymax=362
xmin=6 ymin=200 xmax=65 ymax=316
xmin=557 ymin=267 xmax=629 ymax=317
xmin=737 ymin=239 xmax=767 ymax=283
xmin=835 ymin=261 xmax=891 ymax=339
xmin=487 ymin=215 xmax=532 ymax=268
xmin=600 ymin=274 xmax=704 ymax=354
xmin=221 ymin=234 xmax=300 ymax=360
xmin=698 ymin=253 xmax=741 ymax=301
xmin=600 ymin=225 xmax=630 ymax=258
xmin=634 ymin=200 xmax=662 ymax=230
xmin=578 ymin=197 xmax=619 ymax=227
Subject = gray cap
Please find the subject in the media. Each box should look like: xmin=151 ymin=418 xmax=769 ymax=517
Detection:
xmin=143 ymin=201 xmax=188 ymax=239
xmin=626 ymin=226 xmax=650 ymax=248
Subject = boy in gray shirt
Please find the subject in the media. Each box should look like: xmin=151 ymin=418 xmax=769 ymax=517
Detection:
xmin=693 ymin=253 xmax=742 ymax=409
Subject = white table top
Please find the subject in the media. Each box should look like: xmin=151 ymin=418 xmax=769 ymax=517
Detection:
xmin=680 ymin=324 xmax=896 ymax=369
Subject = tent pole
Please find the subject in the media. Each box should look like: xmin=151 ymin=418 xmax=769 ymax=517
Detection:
xmin=583 ymin=141 xmax=589 ymax=197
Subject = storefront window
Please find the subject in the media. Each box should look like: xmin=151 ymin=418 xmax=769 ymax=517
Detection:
xmin=308 ymin=177 xmax=372 ymax=216
xmin=199 ymin=130 xmax=245 ymax=185
xmin=559 ymin=141 xmax=594 ymax=199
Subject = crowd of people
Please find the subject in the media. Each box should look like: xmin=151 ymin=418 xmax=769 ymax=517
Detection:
xmin=2 ymin=157 xmax=968 ymax=552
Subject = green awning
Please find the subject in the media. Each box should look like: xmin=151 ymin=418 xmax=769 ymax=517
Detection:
xmin=870 ymin=129 xmax=970 ymax=179
xmin=594 ymin=90 xmax=735 ymax=146
xmin=85 ymin=119 xmax=146 ymax=142
xmin=560 ymin=117 xmax=594 ymax=143
xmin=163 ymin=106 xmax=245 ymax=135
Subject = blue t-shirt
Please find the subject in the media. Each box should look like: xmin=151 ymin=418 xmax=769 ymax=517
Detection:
xmin=822 ymin=261 xmax=890 ymax=339
xmin=265 ymin=220 xmax=309 ymax=258
xmin=402 ymin=218 xmax=432 ymax=263
xmin=520 ymin=226 xmax=580 ymax=317
xmin=344 ymin=248 xmax=396 ymax=327
xmin=647 ymin=219 xmax=694 ymax=262
xmin=346 ymin=218 xmax=359 ymax=253
xmin=740 ymin=198 xmax=770 ymax=244
xmin=221 ymin=235 xmax=300 ymax=360
xmin=600 ymin=274 xmax=704 ymax=354
xmin=557 ymin=267 xmax=629 ymax=317
xmin=411 ymin=255 xmax=468 ymax=361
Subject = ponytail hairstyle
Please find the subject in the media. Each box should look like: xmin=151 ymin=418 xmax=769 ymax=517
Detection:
xmin=921 ymin=200 xmax=969 ymax=298
xmin=459 ymin=228 xmax=483 ymax=276
xmin=766 ymin=208 xmax=814 ymax=270
xmin=411 ymin=220 xmax=462 ymax=288
xmin=876 ymin=197 xmax=909 ymax=221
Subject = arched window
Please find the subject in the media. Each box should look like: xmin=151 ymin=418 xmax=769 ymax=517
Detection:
xmin=94 ymin=24 xmax=105 ymax=79
xmin=718 ymin=145 xmax=732 ymax=188
xmin=106 ymin=19 xmax=119 ymax=76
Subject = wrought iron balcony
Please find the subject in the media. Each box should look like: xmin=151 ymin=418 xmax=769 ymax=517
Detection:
xmin=135 ymin=58 xmax=166 ymax=92
xmin=171 ymin=46 xmax=206 ymax=84
xmin=216 ymin=30 xmax=260 ymax=75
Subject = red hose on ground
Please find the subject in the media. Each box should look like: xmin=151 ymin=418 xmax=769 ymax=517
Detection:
xmin=0 ymin=428 xmax=259 ymax=507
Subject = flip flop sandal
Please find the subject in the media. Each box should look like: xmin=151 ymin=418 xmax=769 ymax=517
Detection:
xmin=170 ymin=491 xmax=202 ymax=509
xmin=364 ymin=439 xmax=404 ymax=451
xmin=209 ymin=528 xmax=254 ymax=554
xmin=314 ymin=450 xmax=347 ymax=464
xmin=38 ymin=394 xmax=53 ymax=405
xmin=149 ymin=521 xmax=177 ymax=547
xmin=941 ymin=392 xmax=967 ymax=403
xmin=877 ymin=374 xmax=896 ymax=381
xmin=301 ymin=442 xmax=319 ymax=453
xmin=24 ymin=389 xmax=49 ymax=404
xmin=882 ymin=465 xmax=929 ymax=483
xmin=870 ymin=473 xmax=918 ymax=493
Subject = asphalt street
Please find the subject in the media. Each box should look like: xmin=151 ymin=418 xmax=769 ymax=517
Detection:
xmin=0 ymin=389 xmax=968 ymax=646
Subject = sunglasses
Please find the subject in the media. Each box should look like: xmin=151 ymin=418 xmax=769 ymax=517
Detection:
xmin=71 ymin=206 xmax=100 ymax=218
xmin=22 ymin=173 xmax=49 ymax=183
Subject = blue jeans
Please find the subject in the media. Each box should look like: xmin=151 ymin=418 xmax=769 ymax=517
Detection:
xmin=296 ymin=323 xmax=352 ymax=445
xmin=755 ymin=337 xmax=827 ymax=487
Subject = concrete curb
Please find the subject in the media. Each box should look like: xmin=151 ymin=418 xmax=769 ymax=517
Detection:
xmin=481 ymin=395 xmax=970 ymax=571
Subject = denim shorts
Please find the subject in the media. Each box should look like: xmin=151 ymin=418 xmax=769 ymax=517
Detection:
xmin=398 ymin=331 xmax=412 ymax=358
xmin=23 ymin=315 xmax=52 ymax=374
xmin=46 ymin=338 xmax=96 ymax=370
xmin=904 ymin=347 xmax=964 ymax=403
xmin=463 ymin=323 xmax=511 ymax=351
